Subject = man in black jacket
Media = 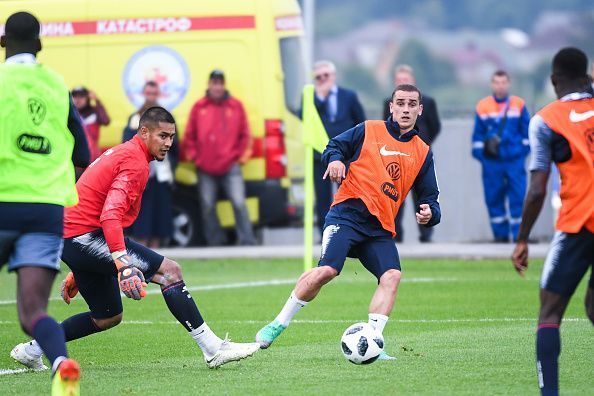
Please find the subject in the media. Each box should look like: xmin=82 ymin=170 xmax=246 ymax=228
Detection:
xmin=312 ymin=60 xmax=366 ymax=237
xmin=382 ymin=65 xmax=441 ymax=242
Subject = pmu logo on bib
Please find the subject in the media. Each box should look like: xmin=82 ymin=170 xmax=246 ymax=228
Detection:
xmin=381 ymin=182 xmax=399 ymax=202
xmin=123 ymin=45 xmax=190 ymax=110
xmin=17 ymin=134 xmax=51 ymax=154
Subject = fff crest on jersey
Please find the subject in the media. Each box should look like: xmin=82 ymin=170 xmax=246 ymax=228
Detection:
xmin=28 ymin=97 xmax=46 ymax=125
xmin=122 ymin=45 xmax=190 ymax=111
xmin=385 ymin=162 xmax=401 ymax=181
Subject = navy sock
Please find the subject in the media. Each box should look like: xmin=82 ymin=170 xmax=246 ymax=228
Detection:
xmin=62 ymin=312 xmax=103 ymax=342
xmin=536 ymin=324 xmax=560 ymax=396
xmin=162 ymin=281 xmax=204 ymax=332
xmin=32 ymin=316 xmax=68 ymax=366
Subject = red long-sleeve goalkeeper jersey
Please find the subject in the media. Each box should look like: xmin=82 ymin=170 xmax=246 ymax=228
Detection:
xmin=64 ymin=135 xmax=152 ymax=252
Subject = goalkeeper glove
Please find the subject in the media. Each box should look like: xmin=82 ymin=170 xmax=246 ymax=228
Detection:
xmin=60 ymin=272 xmax=78 ymax=304
xmin=113 ymin=252 xmax=147 ymax=300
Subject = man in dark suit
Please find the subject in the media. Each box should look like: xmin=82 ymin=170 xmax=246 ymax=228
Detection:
xmin=382 ymin=65 xmax=441 ymax=242
xmin=313 ymin=60 xmax=366 ymax=237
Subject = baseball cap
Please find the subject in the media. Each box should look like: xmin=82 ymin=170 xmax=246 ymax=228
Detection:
xmin=209 ymin=69 xmax=225 ymax=82
xmin=71 ymin=86 xmax=89 ymax=96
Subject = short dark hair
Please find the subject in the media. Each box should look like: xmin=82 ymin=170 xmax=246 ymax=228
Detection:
xmin=552 ymin=47 xmax=588 ymax=80
xmin=138 ymin=106 xmax=175 ymax=130
xmin=391 ymin=84 xmax=422 ymax=102
xmin=71 ymin=86 xmax=89 ymax=97
xmin=143 ymin=81 xmax=159 ymax=89
xmin=492 ymin=70 xmax=509 ymax=80
xmin=4 ymin=12 xmax=40 ymax=41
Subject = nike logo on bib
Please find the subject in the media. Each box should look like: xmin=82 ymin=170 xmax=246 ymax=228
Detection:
xmin=569 ymin=109 xmax=594 ymax=123
xmin=380 ymin=145 xmax=410 ymax=157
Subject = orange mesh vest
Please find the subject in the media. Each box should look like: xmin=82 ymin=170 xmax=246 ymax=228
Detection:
xmin=332 ymin=120 xmax=429 ymax=236
xmin=538 ymin=98 xmax=594 ymax=233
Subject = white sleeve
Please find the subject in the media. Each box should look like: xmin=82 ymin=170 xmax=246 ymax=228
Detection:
xmin=528 ymin=114 xmax=553 ymax=172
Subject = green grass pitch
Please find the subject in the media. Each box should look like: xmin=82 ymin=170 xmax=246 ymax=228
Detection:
xmin=0 ymin=258 xmax=592 ymax=395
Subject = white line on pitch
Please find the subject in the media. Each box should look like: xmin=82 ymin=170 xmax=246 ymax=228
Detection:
xmin=204 ymin=317 xmax=588 ymax=325
xmin=123 ymin=317 xmax=588 ymax=325
xmin=2 ymin=317 xmax=586 ymax=326
xmin=121 ymin=317 xmax=588 ymax=325
xmin=0 ymin=277 xmax=455 ymax=306
xmin=0 ymin=278 xmax=295 ymax=306
xmin=0 ymin=368 xmax=31 ymax=376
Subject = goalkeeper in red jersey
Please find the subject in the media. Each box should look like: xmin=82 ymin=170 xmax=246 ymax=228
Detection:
xmin=11 ymin=107 xmax=259 ymax=369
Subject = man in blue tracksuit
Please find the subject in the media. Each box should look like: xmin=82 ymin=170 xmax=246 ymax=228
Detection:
xmin=472 ymin=70 xmax=530 ymax=242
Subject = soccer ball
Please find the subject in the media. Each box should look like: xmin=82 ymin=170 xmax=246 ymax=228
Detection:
xmin=340 ymin=322 xmax=384 ymax=364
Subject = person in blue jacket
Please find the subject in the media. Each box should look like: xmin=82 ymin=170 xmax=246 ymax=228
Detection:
xmin=472 ymin=70 xmax=530 ymax=242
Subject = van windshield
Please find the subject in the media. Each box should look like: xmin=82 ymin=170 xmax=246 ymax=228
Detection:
xmin=280 ymin=36 xmax=307 ymax=116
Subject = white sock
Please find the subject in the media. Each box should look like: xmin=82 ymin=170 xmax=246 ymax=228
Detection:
xmin=368 ymin=313 xmax=389 ymax=334
xmin=25 ymin=340 xmax=43 ymax=359
xmin=190 ymin=323 xmax=224 ymax=359
xmin=51 ymin=356 xmax=67 ymax=374
xmin=275 ymin=291 xmax=308 ymax=326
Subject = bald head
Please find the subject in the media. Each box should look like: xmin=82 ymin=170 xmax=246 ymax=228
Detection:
xmin=0 ymin=12 xmax=42 ymax=59
xmin=550 ymin=47 xmax=590 ymax=98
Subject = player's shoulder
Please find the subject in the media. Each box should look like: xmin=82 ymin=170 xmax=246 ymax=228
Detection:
xmin=38 ymin=64 xmax=63 ymax=79
xmin=405 ymin=134 xmax=430 ymax=163
xmin=476 ymin=96 xmax=495 ymax=113
xmin=35 ymin=64 xmax=69 ymax=91
xmin=226 ymin=95 xmax=245 ymax=107
xmin=528 ymin=114 xmax=554 ymax=147
xmin=529 ymin=113 xmax=548 ymax=129
xmin=0 ymin=63 xmax=68 ymax=93
xmin=192 ymin=96 xmax=210 ymax=109
xmin=127 ymin=140 xmax=150 ymax=164
xmin=107 ymin=141 xmax=147 ymax=169
xmin=476 ymin=96 xmax=494 ymax=106
xmin=509 ymin=95 xmax=526 ymax=108
xmin=412 ymin=133 xmax=430 ymax=150
xmin=364 ymin=119 xmax=384 ymax=128
xmin=538 ymin=98 xmax=566 ymax=113
xmin=535 ymin=100 xmax=572 ymax=124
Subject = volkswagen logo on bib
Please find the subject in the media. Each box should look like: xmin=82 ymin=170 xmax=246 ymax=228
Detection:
xmin=123 ymin=45 xmax=190 ymax=110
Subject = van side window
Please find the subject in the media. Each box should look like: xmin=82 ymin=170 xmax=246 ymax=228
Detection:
xmin=280 ymin=37 xmax=307 ymax=116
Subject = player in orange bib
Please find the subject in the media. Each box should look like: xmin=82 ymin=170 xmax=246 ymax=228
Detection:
xmin=256 ymin=84 xmax=441 ymax=360
xmin=511 ymin=47 xmax=594 ymax=396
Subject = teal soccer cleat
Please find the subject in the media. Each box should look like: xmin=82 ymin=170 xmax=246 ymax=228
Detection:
xmin=255 ymin=320 xmax=287 ymax=349
xmin=377 ymin=350 xmax=397 ymax=361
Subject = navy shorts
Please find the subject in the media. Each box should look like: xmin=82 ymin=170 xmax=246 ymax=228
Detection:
xmin=318 ymin=223 xmax=400 ymax=280
xmin=541 ymin=228 xmax=594 ymax=297
xmin=62 ymin=230 xmax=164 ymax=319
xmin=0 ymin=231 xmax=63 ymax=272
